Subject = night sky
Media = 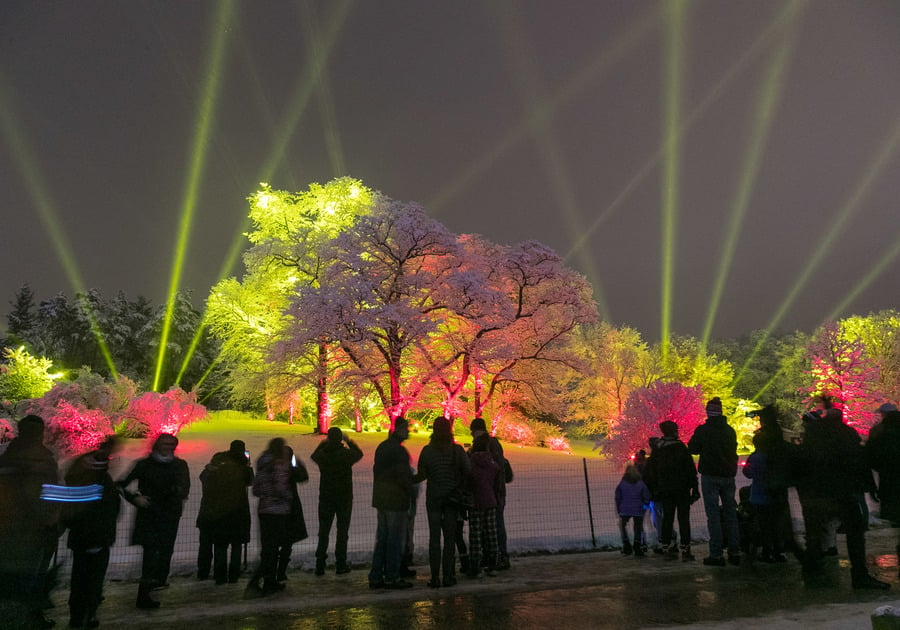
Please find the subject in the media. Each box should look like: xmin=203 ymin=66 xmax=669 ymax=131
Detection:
xmin=2 ymin=1 xmax=899 ymax=342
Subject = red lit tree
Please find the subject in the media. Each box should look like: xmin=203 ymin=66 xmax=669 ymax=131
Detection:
xmin=805 ymin=320 xmax=881 ymax=433
xmin=604 ymin=380 xmax=706 ymax=463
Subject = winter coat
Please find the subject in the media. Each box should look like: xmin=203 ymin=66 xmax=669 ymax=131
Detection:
xmin=615 ymin=478 xmax=650 ymax=517
xmin=868 ymin=416 xmax=900 ymax=522
xmin=742 ymin=451 xmax=770 ymax=506
xmin=795 ymin=413 xmax=874 ymax=501
xmin=644 ymin=436 xmax=698 ymax=500
xmin=197 ymin=450 xmax=253 ymax=544
xmin=253 ymin=448 xmax=308 ymax=542
xmin=415 ymin=440 xmax=469 ymax=508
xmin=64 ymin=451 xmax=121 ymax=551
xmin=119 ymin=454 xmax=190 ymax=548
xmin=688 ymin=416 xmax=739 ymax=477
xmin=371 ymin=435 xmax=413 ymax=512
xmin=469 ymin=450 xmax=500 ymax=510
xmin=311 ymin=437 xmax=363 ymax=503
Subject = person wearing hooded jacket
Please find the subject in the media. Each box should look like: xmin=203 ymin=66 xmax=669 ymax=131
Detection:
xmin=118 ymin=433 xmax=190 ymax=609
xmin=644 ymin=420 xmax=699 ymax=561
xmin=688 ymin=397 xmax=740 ymax=566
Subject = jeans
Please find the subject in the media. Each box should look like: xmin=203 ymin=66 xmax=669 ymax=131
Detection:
xmin=368 ymin=509 xmax=408 ymax=584
xmin=426 ymin=502 xmax=458 ymax=580
xmin=701 ymin=475 xmax=740 ymax=558
xmin=619 ymin=514 xmax=645 ymax=549
xmin=316 ymin=497 xmax=352 ymax=568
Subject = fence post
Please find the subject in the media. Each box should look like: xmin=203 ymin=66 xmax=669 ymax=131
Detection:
xmin=583 ymin=458 xmax=596 ymax=548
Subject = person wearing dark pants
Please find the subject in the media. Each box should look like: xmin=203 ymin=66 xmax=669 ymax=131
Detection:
xmin=119 ymin=433 xmax=190 ymax=609
xmin=64 ymin=437 xmax=121 ymax=628
xmin=311 ymin=427 xmax=363 ymax=575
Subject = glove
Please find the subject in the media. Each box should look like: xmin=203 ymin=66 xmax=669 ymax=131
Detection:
xmin=689 ymin=488 xmax=701 ymax=504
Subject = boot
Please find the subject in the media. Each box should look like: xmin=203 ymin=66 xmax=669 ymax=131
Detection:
xmin=276 ymin=554 xmax=290 ymax=582
xmin=621 ymin=541 xmax=633 ymax=556
xmin=465 ymin=557 xmax=481 ymax=578
xmin=459 ymin=553 xmax=470 ymax=575
xmin=681 ymin=544 xmax=695 ymax=562
xmin=315 ymin=558 xmax=326 ymax=577
xmin=136 ymin=582 xmax=160 ymax=609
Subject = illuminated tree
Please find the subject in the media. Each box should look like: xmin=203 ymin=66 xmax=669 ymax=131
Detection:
xmin=652 ymin=335 xmax=735 ymax=412
xmin=604 ymin=379 xmax=706 ymax=463
xmin=279 ymin=200 xmax=471 ymax=429
xmin=841 ymin=310 xmax=900 ymax=404
xmin=206 ymin=178 xmax=376 ymax=431
xmin=0 ymin=346 xmax=62 ymax=403
xmin=805 ymin=319 xmax=881 ymax=433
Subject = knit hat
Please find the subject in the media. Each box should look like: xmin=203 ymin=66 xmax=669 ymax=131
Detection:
xmin=877 ymin=402 xmax=898 ymax=414
xmin=470 ymin=417 xmax=487 ymax=433
xmin=706 ymin=397 xmax=723 ymax=416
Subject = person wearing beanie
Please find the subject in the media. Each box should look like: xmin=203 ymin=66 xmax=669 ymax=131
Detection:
xmin=369 ymin=417 xmax=414 ymax=589
xmin=469 ymin=417 xmax=512 ymax=570
xmin=414 ymin=417 xmax=470 ymax=587
xmin=688 ymin=398 xmax=741 ymax=566
xmin=196 ymin=439 xmax=254 ymax=585
xmin=311 ymin=425 xmax=363 ymax=576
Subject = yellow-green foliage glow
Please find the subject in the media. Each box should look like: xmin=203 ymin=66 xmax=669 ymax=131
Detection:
xmin=154 ymin=0 xmax=236 ymax=391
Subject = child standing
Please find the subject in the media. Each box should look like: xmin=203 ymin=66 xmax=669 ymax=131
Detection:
xmin=615 ymin=463 xmax=651 ymax=556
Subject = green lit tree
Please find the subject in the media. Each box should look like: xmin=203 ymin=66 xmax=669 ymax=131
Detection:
xmin=0 ymin=346 xmax=63 ymax=403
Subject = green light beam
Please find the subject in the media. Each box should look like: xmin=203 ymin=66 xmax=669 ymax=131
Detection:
xmin=827 ymin=229 xmax=900 ymax=321
xmin=428 ymin=4 xmax=663 ymax=214
xmin=258 ymin=0 xmax=353 ymax=181
xmin=659 ymin=0 xmax=687 ymax=360
xmin=700 ymin=12 xmax=802 ymax=348
xmin=154 ymin=0 xmax=236 ymax=391
xmin=490 ymin=0 xmax=610 ymax=318
xmin=0 ymin=74 xmax=118 ymax=376
xmin=565 ymin=0 xmax=807 ymax=262
xmin=299 ymin=0 xmax=346 ymax=177
xmin=733 ymin=111 xmax=900 ymax=390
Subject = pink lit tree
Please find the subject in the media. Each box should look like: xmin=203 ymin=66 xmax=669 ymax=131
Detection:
xmin=604 ymin=380 xmax=706 ymax=463
xmin=805 ymin=320 xmax=881 ymax=433
xmin=278 ymin=200 xmax=474 ymax=430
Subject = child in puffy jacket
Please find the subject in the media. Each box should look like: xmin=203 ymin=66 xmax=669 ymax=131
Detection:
xmin=615 ymin=463 xmax=651 ymax=556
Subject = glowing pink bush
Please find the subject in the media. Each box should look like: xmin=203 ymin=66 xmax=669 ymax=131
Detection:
xmin=0 ymin=417 xmax=15 ymax=444
xmin=42 ymin=401 xmax=113 ymax=457
xmin=118 ymin=388 xmax=207 ymax=439
xmin=605 ymin=380 xmax=706 ymax=463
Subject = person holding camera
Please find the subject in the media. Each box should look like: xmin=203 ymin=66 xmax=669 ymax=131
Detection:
xmin=311 ymin=427 xmax=363 ymax=576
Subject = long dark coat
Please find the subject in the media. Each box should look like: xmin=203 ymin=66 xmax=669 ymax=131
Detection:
xmin=119 ymin=455 xmax=190 ymax=548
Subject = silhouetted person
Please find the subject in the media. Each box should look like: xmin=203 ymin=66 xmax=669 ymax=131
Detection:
xmin=369 ymin=417 xmax=414 ymax=589
xmin=0 ymin=414 xmax=59 ymax=629
xmin=64 ymin=436 xmax=121 ymax=628
xmin=466 ymin=428 xmax=501 ymax=577
xmin=119 ymin=433 xmax=190 ymax=609
xmin=795 ymin=408 xmax=888 ymax=589
xmin=644 ymin=420 xmax=698 ymax=561
xmin=867 ymin=405 xmax=900 ymax=570
xmin=469 ymin=417 xmax=511 ymax=570
xmin=414 ymin=417 xmax=470 ymax=587
xmin=689 ymin=397 xmax=741 ymax=566
xmin=311 ymin=427 xmax=363 ymax=575
xmin=196 ymin=440 xmax=254 ymax=584
xmin=246 ymin=438 xmax=308 ymax=597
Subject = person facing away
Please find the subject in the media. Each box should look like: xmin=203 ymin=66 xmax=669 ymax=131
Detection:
xmin=615 ymin=463 xmax=651 ymax=557
xmin=867 ymin=405 xmax=900 ymax=562
xmin=795 ymin=408 xmax=888 ymax=590
xmin=644 ymin=420 xmax=699 ymax=562
xmin=467 ymin=429 xmax=501 ymax=578
xmin=196 ymin=439 xmax=254 ymax=585
xmin=310 ymin=426 xmax=363 ymax=576
xmin=247 ymin=437 xmax=308 ymax=597
xmin=414 ymin=417 xmax=470 ymax=588
xmin=0 ymin=414 xmax=60 ymax=629
xmin=64 ymin=436 xmax=121 ymax=629
xmin=688 ymin=397 xmax=741 ymax=566
xmin=118 ymin=432 xmax=190 ymax=609
xmin=369 ymin=417 xmax=415 ymax=590
xmin=469 ymin=416 xmax=511 ymax=570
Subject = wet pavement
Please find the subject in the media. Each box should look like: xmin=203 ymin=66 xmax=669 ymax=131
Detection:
xmin=34 ymin=528 xmax=900 ymax=629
